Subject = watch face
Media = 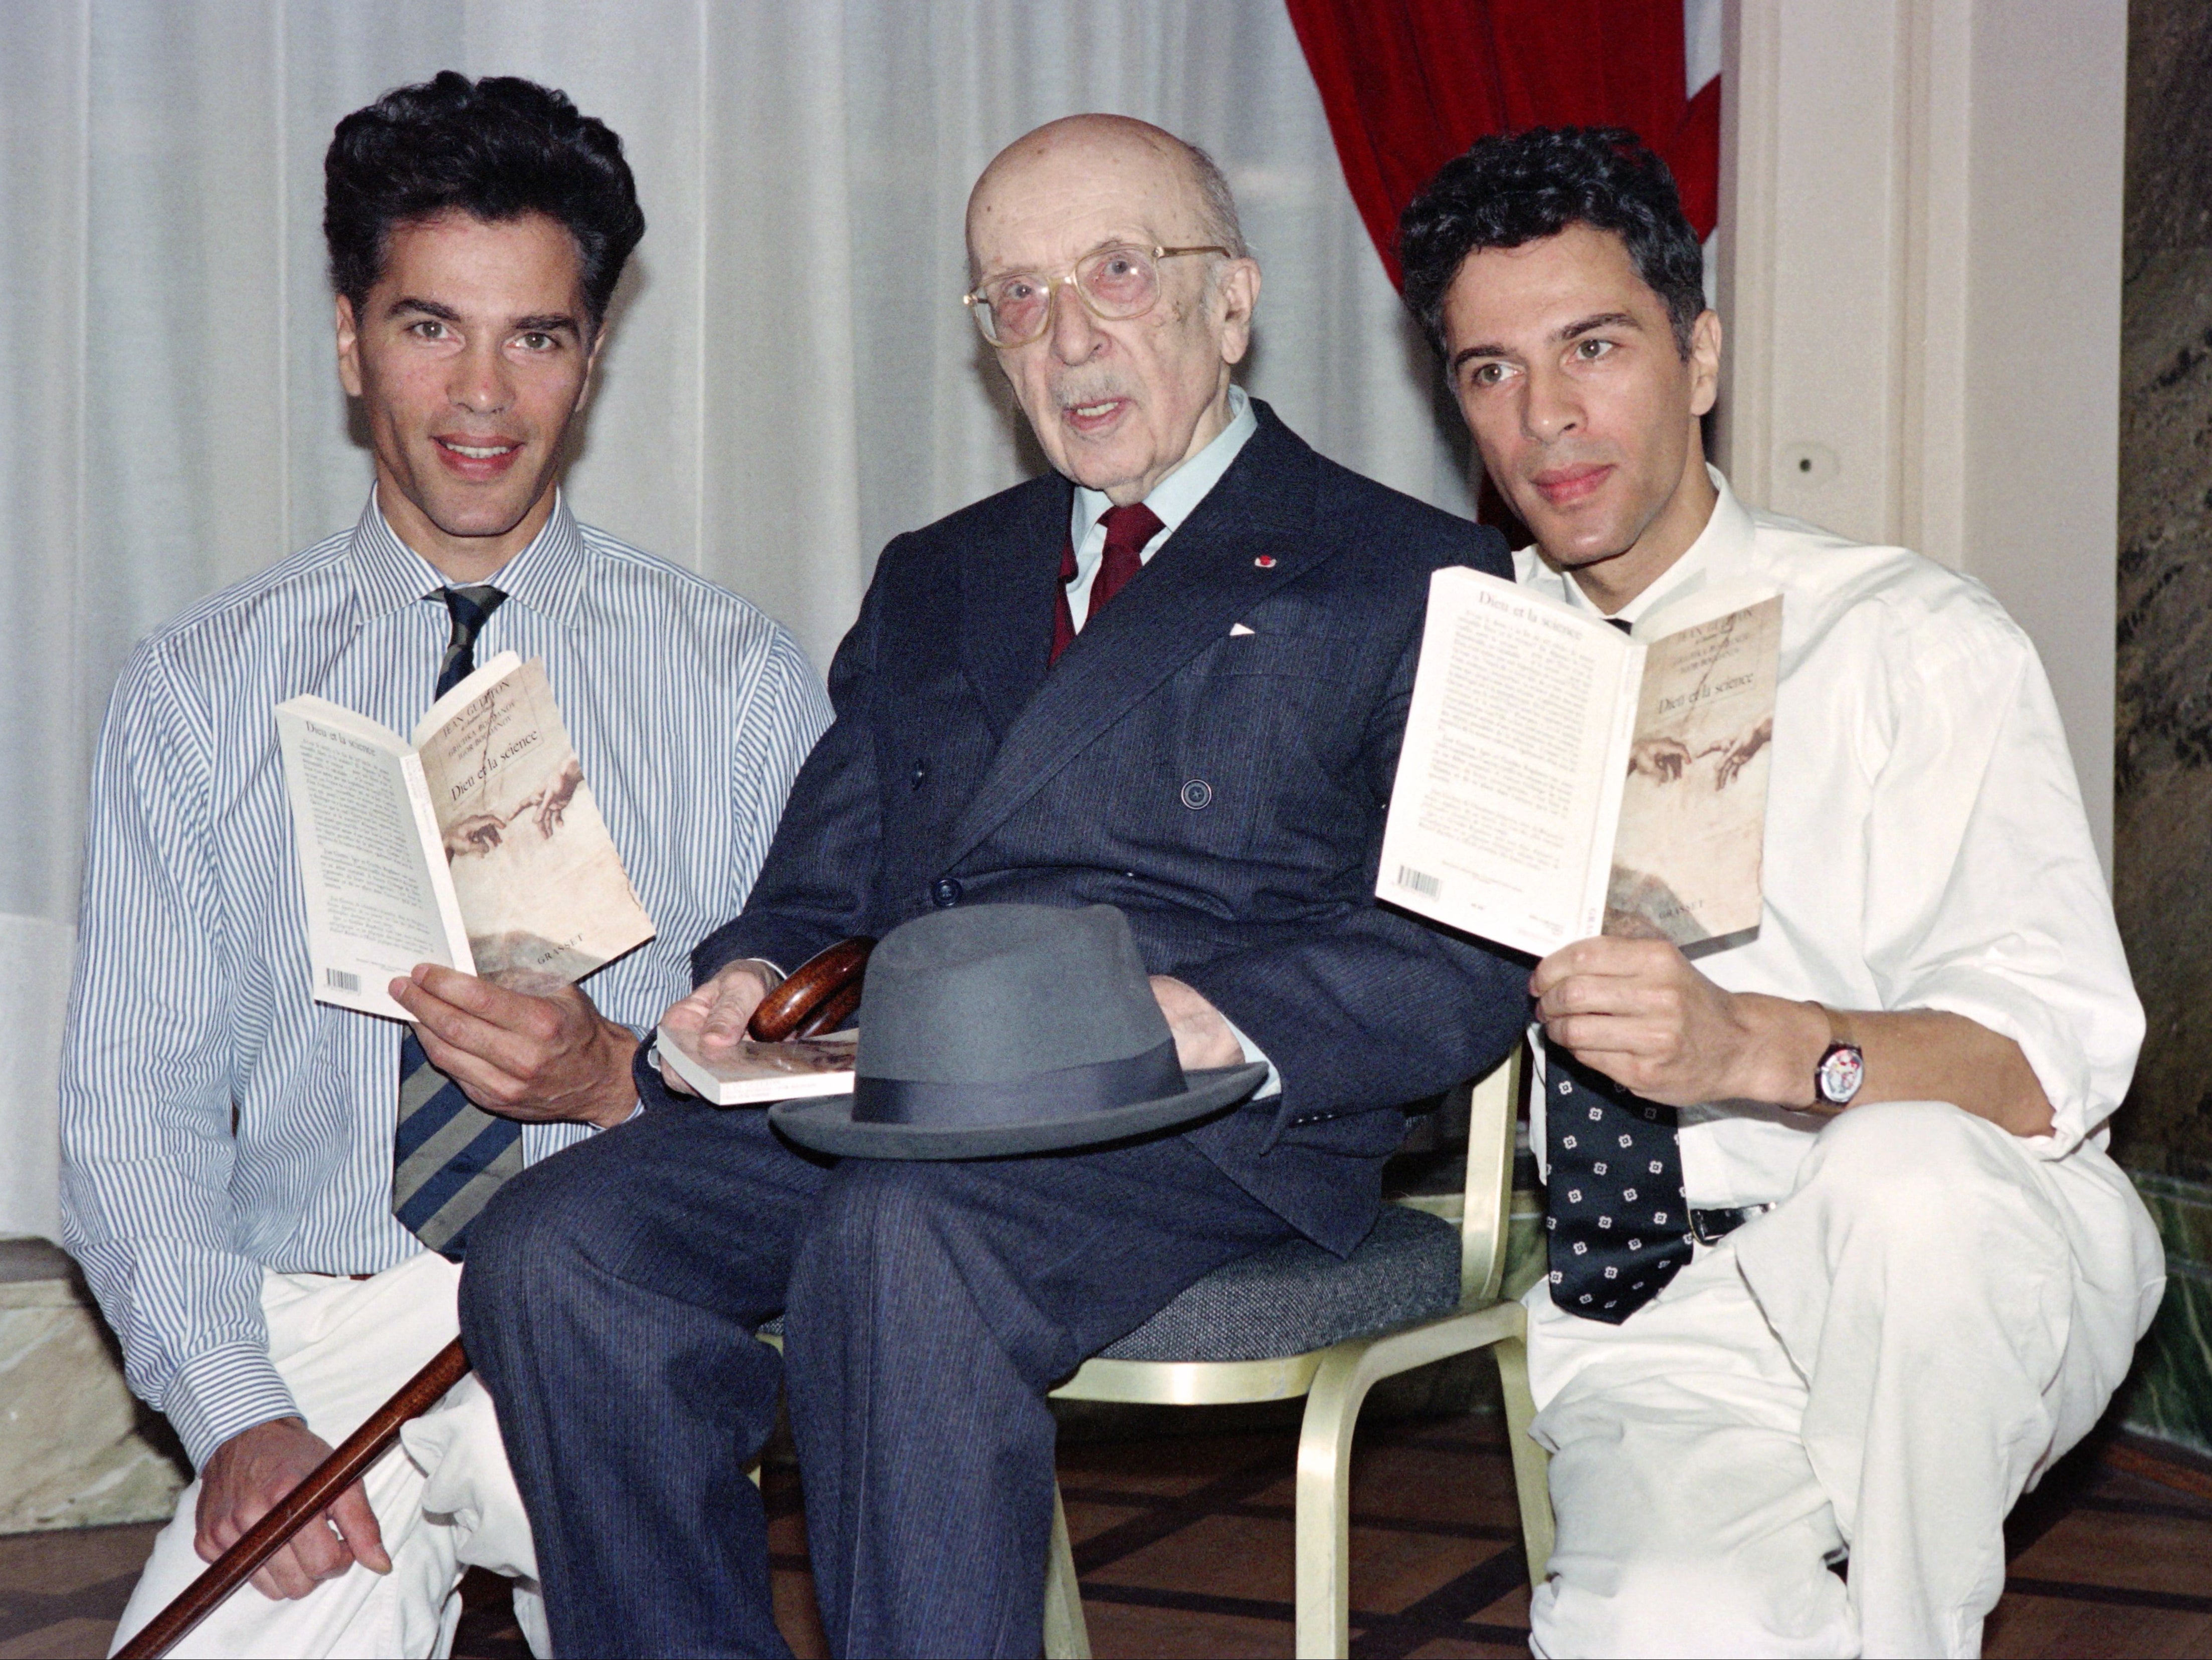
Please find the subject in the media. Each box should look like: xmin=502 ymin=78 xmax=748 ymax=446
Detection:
xmin=1817 ymin=1043 xmax=1865 ymax=1105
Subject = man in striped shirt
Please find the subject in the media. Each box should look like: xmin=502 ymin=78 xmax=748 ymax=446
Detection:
xmin=62 ymin=75 xmax=827 ymax=1657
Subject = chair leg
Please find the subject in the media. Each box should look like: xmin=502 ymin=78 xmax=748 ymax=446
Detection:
xmin=1493 ymin=1334 xmax=1554 ymax=1584
xmin=1293 ymin=1344 xmax=1376 ymax=1659
xmin=1042 ymin=1480 xmax=1092 ymax=1660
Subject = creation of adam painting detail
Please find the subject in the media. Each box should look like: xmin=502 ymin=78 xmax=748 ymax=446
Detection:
xmin=415 ymin=659 xmax=654 ymax=987
xmin=1604 ymin=597 xmax=1783 ymax=948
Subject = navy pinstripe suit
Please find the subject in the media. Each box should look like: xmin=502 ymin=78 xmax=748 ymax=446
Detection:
xmin=460 ymin=403 xmax=1528 ymax=1656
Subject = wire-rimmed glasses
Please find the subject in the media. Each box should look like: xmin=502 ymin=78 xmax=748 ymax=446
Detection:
xmin=962 ymin=243 xmax=1232 ymax=347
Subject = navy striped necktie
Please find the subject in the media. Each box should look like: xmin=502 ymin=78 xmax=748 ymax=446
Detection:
xmin=392 ymin=585 xmax=515 ymax=1260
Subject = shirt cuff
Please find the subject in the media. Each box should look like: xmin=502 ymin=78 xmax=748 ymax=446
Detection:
xmin=162 ymin=1341 xmax=303 ymax=1472
xmin=1902 ymin=972 xmax=2103 ymax=1160
xmin=1217 ymin=1012 xmax=1282 ymax=1100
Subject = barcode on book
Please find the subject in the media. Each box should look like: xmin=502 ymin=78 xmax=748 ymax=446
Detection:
xmin=325 ymin=967 xmax=360 ymax=993
xmin=1396 ymin=865 xmax=1440 ymax=900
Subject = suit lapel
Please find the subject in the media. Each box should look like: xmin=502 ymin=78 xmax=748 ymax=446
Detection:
xmin=958 ymin=473 xmax=1073 ymax=740
xmin=944 ymin=410 xmax=1325 ymax=864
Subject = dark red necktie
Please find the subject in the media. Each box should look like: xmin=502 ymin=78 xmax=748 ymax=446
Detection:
xmin=1051 ymin=501 xmax=1165 ymax=665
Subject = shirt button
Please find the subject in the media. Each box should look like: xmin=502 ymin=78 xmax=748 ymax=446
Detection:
xmin=1179 ymin=778 xmax=1213 ymax=810
xmin=930 ymin=876 xmax=963 ymax=908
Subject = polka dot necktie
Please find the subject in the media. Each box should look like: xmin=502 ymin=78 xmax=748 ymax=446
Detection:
xmin=391 ymin=584 xmax=520 ymax=1261
xmin=1050 ymin=502 xmax=1165 ymax=665
xmin=1543 ymin=1048 xmax=1693 ymax=1324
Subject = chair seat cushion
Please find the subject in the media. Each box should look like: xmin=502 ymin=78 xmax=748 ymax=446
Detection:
xmin=753 ymin=1206 xmax=1460 ymax=1361
xmin=1096 ymin=1203 xmax=1462 ymax=1363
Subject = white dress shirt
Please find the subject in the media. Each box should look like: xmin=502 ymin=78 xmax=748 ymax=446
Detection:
xmin=1513 ymin=468 xmax=2163 ymax=1413
xmin=1515 ymin=470 xmax=2145 ymax=1202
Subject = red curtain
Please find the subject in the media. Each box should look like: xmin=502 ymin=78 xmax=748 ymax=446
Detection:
xmin=1284 ymin=0 xmax=1720 ymax=289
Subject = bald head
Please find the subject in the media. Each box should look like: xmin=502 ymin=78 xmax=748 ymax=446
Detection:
xmin=964 ymin=115 xmax=1261 ymax=506
xmin=967 ymin=115 xmax=1246 ymax=278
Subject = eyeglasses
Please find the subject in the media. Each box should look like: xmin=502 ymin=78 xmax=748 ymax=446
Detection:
xmin=962 ymin=243 xmax=1232 ymax=347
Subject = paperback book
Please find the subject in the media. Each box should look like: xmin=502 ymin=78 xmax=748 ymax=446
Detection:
xmin=276 ymin=651 xmax=655 ymax=1019
xmin=1378 ymin=567 xmax=1782 ymax=958
xmin=654 ymin=1024 xmax=858 ymax=1106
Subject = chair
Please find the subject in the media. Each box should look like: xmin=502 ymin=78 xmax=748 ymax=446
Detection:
xmin=1039 ymin=1045 xmax=1552 ymax=1659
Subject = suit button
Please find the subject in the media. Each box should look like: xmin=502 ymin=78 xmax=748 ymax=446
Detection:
xmin=930 ymin=876 xmax=963 ymax=908
xmin=911 ymin=760 xmax=927 ymax=789
xmin=1179 ymin=778 xmax=1213 ymax=810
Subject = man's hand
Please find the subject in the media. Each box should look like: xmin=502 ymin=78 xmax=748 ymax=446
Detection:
xmin=655 ymin=958 xmax=780 ymax=1095
xmin=1531 ymin=936 xmax=1820 ymax=1109
xmin=390 ymin=967 xmax=638 ymax=1128
xmin=1149 ymin=976 xmax=1246 ymax=1070
xmin=196 ymin=1417 xmax=389 ymax=1601
xmin=1628 ymin=735 xmax=1697 ymax=783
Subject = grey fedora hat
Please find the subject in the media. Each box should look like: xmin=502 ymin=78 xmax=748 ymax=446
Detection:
xmin=768 ymin=904 xmax=1267 ymax=1160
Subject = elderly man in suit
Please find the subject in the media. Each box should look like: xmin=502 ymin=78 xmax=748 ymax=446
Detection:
xmin=459 ymin=113 xmax=1525 ymax=1658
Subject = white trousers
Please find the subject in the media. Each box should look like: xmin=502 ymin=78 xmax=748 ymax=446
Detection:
xmin=1524 ymin=1101 xmax=2164 ymax=1660
xmin=108 ymin=1253 xmax=546 ymax=1660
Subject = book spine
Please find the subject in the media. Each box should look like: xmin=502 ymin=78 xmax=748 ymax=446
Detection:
xmin=402 ymin=751 xmax=478 ymax=977
xmin=1582 ymin=639 xmax=1646 ymax=935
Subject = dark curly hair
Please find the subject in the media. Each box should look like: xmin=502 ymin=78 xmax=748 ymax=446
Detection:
xmin=1398 ymin=127 xmax=1705 ymax=360
xmin=324 ymin=72 xmax=644 ymax=329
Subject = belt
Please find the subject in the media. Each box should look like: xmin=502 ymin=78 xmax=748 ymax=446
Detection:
xmin=1689 ymin=1203 xmax=1775 ymax=1246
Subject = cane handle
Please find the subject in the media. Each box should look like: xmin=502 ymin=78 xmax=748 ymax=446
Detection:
xmin=746 ymin=936 xmax=874 ymax=1043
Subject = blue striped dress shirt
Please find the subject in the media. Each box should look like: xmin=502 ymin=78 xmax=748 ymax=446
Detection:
xmin=59 ymin=493 xmax=831 ymax=1467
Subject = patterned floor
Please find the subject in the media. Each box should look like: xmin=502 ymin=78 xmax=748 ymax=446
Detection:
xmin=5 ymin=1418 xmax=2207 ymax=1658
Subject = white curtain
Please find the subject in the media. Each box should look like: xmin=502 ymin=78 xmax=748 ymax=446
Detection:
xmin=0 ymin=0 xmax=1479 ymax=1238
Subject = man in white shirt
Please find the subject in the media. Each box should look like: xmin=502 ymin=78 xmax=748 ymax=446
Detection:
xmin=1396 ymin=126 xmax=2166 ymax=1657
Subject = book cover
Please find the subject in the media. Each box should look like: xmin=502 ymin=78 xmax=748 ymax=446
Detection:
xmin=1604 ymin=595 xmax=1782 ymax=948
xmin=412 ymin=655 xmax=654 ymax=987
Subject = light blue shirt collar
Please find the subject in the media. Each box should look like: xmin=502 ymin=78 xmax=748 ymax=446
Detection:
xmin=348 ymin=487 xmax=589 ymax=627
xmin=1067 ymin=384 xmax=1256 ymax=577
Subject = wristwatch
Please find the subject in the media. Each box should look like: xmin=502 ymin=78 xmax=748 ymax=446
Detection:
xmin=1812 ymin=1006 xmax=1865 ymax=1107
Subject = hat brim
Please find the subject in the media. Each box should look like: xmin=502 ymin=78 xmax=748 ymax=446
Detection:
xmin=767 ymin=1062 xmax=1269 ymax=1160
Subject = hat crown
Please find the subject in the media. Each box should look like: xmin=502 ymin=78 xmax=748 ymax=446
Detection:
xmin=858 ymin=904 xmax=1169 ymax=1085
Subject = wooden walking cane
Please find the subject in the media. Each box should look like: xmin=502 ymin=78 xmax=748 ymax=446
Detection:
xmin=116 ymin=939 xmax=874 ymax=1658
xmin=115 ymin=1338 xmax=471 ymax=1660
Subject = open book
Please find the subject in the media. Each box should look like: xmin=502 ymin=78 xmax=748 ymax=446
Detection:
xmin=1378 ymin=568 xmax=1782 ymax=959
xmin=276 ymin=651 xmax=655 ymax=1020
xmin=654 ymin=1024 xmax=858 ymax=1106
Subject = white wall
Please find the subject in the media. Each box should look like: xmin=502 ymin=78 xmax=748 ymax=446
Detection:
xmin=1718 ymin=0 xmax=2125 ymax=868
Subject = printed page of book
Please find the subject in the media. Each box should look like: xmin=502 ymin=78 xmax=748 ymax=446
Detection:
xmin=411 ymin=653 xmax=655 ymax=989
xmin=276 ymin=697 xmax=473 ymax=1019
xmin=1604 ymin=590 xmax=1783 ymax=948
xmin=654 ymin=1024 xmax=858 ymax=1107
xmin=1377 ymin=568 xmax=1643 ymax=958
